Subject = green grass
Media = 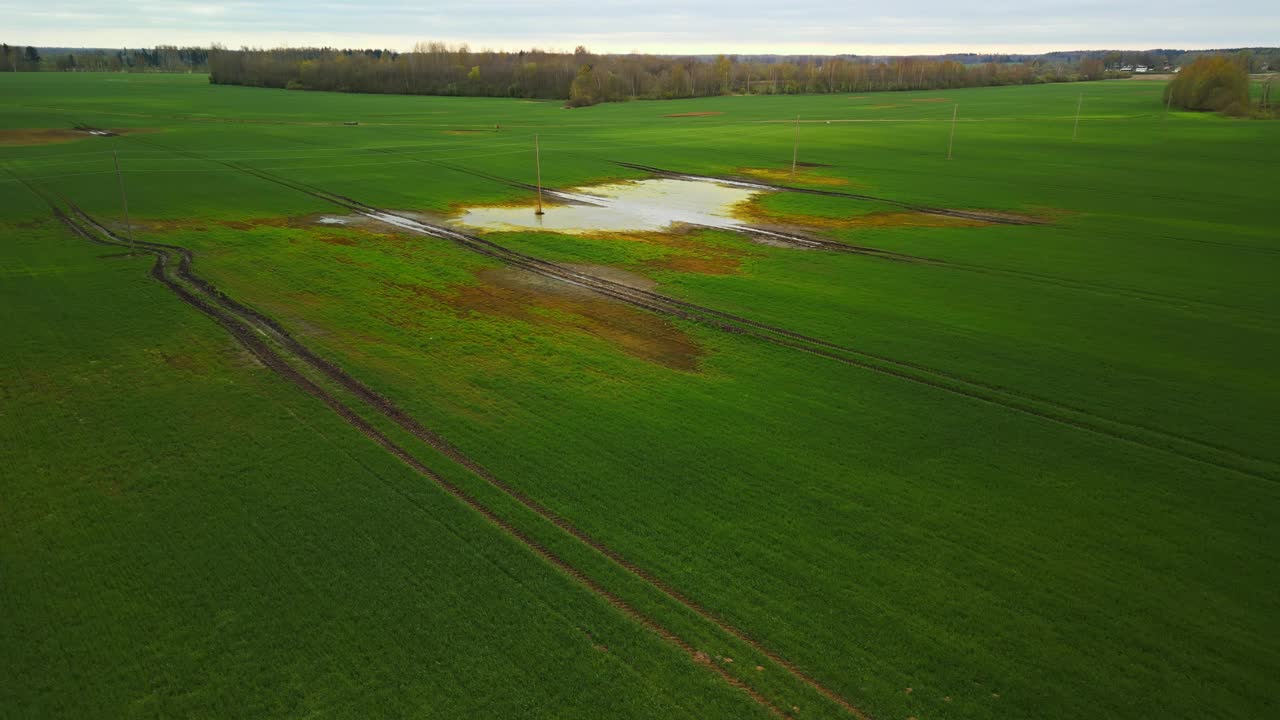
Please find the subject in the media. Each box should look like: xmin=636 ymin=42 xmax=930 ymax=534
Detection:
xmin=3 ymin=72 xmax=1278 ymax=720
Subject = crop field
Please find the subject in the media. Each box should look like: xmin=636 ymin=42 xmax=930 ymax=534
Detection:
xmin=2 ymin=73 xmax=1278 ymax=719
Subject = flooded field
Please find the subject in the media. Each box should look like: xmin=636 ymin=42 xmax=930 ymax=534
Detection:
xmin=453 ymin=178 xmax=761 ymax=234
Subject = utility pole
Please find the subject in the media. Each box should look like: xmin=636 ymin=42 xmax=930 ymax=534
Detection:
xmin=534 ymin=133 xmax=544 ymax=216
xmin=1073 ymin=92 xmax=1083 ymax=140
xmin=946 ymin=104 xmax=958 ymax=160
xmin=1165 ymin=86 xmax=1173 ymax=119
xmin=791 ymin=115 xmax=800 ymax=178
xmin=112 ymin=149 xmax=136 ymax=255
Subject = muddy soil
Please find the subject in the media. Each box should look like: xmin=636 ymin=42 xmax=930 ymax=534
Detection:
xmin=421 ymin=267 xmax=702 ymax=371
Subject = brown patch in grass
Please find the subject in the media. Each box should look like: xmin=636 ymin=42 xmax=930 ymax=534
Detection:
xmin=411 ymin=268 xmax=704 ymax=371
xmin=159 ymin=351 xmax=207 ymax=374
xmin=583 ymin=228 xmax=753 ymax=276
xmin=0 ymin=128 xmax=96 ymax=146
xmin=963 ymin=207 xmax=1056 ymax=224
xmin=643 ymin=254 xmax=741 ymax=275
xmin=312 ymin=235 xmax=359 ymax=246
xmin=737 ymin=196 xmax=1005 ymax=229
xmin=911 ymin=97 xmax=950 ymax=103
xmin=560 ymin=263 xmax=657 ymax=289
xmin=0 ymin=127 xmax=154 ymax=146
xmin=738 ymin=167 xmax=852 ymax=187
xmin=663 ymin=111 xmax=724 ymax=118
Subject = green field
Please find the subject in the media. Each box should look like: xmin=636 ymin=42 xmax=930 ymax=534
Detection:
xmin=3 ymin=73 xmax=1278 ymax=719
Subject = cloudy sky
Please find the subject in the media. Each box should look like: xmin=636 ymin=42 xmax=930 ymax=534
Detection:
xmin=7 ymin=1 xmax=1276 ymax=54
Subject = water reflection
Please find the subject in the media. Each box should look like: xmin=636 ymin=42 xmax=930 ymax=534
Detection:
xmin=454 ymin=178 xmax=760 ymax=234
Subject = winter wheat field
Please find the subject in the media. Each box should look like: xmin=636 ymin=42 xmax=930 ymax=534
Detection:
xmin=2 ymin=73 xmax=1278 ymax=720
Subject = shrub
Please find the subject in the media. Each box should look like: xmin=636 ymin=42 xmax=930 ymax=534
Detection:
xmin=1166 ymin=55 xmax=1249 ymax=116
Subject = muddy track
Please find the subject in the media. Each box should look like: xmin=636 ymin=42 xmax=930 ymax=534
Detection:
xmin=600 ymin=163 xmax=1277 ymax=316
xmin=132 ymin=139 xmax=1251 ymax=318
xmin=32 ymin=150 xmax=870 ymax=715
xmin=114 ymin=137 xmax=1276 ymax=483
xmin=279 ymin=171 xmax=1278 ymax=480
xmin=433 ymin=161 xmax=1271 ymax=318
xmin=35 ymin=190 xmax=803 ymax=720
xmin=610 ymin=161 xmax=1048 ymax=226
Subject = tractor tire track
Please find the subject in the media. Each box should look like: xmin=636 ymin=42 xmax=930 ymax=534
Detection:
xmin=435 ymin=161 xmax=1268 ymax=319
xmin=117 ymin=138 xmax=1274 ymax=481
xmin=215 ymin=161 xmax=1277 ymax=483
xmin=35 ymin=154 xmax=870 ymax=717
xmin=36 ymin=190 xmax=799 ymax=720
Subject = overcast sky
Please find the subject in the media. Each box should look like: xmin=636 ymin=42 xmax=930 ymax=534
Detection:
xmin=6 ymin=1 xmax=1276 ymax=54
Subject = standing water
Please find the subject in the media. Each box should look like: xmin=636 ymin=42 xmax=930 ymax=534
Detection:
xmin=453 ymin=178 xmax=762 ymax=234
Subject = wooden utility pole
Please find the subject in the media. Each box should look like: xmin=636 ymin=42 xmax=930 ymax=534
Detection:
xmin=1165 ymin=86 xmax=1174 ymax=118
xmin=946 ymin=104 xmax=958 ymax=160
xmin=1073 ymin=93 xmax=1083 ymax=140
xmin=112 ymin=149 xmax=136 ymax=255
xmin=791 ymin=115 xmax=800 ymax=178
xmin=534 ymin=133 xmax=544 ymax=216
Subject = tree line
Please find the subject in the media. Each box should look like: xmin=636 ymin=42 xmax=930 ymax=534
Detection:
xmin=1 ymin=44 xmax=208 ymax=73
xmin=205 ymin=44 xmax=1119 ymax=106
xmin=2 ymin=44 xmax=42 ymax=72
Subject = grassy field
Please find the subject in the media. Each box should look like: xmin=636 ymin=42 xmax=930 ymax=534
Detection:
xmin=3 ymin=73 xmax=1278 ymax=720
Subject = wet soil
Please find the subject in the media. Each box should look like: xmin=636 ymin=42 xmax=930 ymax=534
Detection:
xmin=738 ymin=168 xmax=852 ymax=187
xmin=420 ymin=267 xmax=703 ymax=371
xmin=736 ymin=198 xmax=990 ymax=230
xmin=0 ymin=127 xmax=153 ymax=145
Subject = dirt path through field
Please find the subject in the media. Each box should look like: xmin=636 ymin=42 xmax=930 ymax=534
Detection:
xmin=118 ymin=137 xmax=1270 ymax=484
xmin=14 ymin=165 xmax=867 ymax=719
xmin=39 ymin=194 xmax=803 ymax=720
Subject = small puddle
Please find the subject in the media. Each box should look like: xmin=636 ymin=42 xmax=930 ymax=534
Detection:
xmin=453 ymin=178 xmax=763 ymax=235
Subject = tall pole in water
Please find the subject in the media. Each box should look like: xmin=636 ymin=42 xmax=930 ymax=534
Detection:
xmin=947 ymin=104 xmax=958 ymax=160
xmin=791 ymin=114 xmax=800 ymax=178
xmin=534 ymin=133 xmax=544 ymax=216
xmin=1073 ymin=92 xmax=1083 ymax=140
xmin=112 ymin=149 xmax=136 ymax=255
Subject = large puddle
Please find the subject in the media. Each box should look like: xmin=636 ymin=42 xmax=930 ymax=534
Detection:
xmin=453 ymin=178 xmax=762 ymax=234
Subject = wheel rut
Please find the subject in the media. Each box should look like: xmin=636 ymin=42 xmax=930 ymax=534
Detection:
xmin=186 ymin=156 xmax=1278 ymax=483
xmin=108 ymin=138 xmax=1278 ymax=482
xmin=437 ymin=161 xmax=1263 ymax=319
xmin=14 ymin=167 xmax=865 ymax=720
